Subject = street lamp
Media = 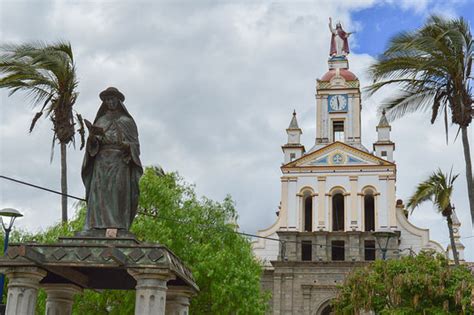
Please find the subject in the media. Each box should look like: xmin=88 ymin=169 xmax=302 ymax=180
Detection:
xmin=372 ymin=228 xmax=397 ymax=260
xmin=0 ymin=208 xmax=23 ymax=302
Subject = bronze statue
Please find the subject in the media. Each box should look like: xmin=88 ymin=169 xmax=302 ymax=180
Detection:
xmin=81 ymin=87 xmax=143 ymax=232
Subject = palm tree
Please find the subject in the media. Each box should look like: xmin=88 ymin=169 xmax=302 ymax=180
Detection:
xmin=407 ymin=169 xmax=460 ymax=265
xmin=0 ymin=41 xmax=83 ymax=223
xmin=367 ymin=16 xmax=474 ymax=225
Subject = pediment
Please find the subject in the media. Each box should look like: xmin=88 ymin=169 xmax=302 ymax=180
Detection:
xmin=283 ymin=142 xmax=393 ymax=168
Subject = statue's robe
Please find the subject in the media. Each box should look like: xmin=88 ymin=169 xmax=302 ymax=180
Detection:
xmin=330 ymin=27 xmax=350 ymax=56
xmin=81 ymin=105 xmax=143 ymax=231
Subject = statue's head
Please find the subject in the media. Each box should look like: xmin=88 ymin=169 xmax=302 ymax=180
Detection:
xmin=336 ymin=22 xmax=342 ymax=29
xmin=99 ymin=87 xmax=125 ymax=112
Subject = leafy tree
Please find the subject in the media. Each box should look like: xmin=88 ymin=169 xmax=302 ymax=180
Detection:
xmin=0 ymin=41 xmax=82 ymax=223
xmin=332 ymin=252 xmax=473 ymax=314
xmin=4 ymin=167 xmax=269 ymax=314
xmin=407 ymin=169 xmax=460 ymax=265
xmin=367 ymin=15 xmax=474 ymax=225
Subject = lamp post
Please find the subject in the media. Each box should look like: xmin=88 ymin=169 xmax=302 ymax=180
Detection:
xmin=372 ymin=228 xmax=396 ymax=260
xmin=0 ymin=208 xmax=23 ymax=302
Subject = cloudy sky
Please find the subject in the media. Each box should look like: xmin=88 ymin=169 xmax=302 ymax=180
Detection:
xmin=1 ymin=0 xmax=473 ymax=260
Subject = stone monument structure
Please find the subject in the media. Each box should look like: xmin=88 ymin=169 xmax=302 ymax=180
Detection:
xmin=0 ymin=88 xmax=198 ymax=315
xmin=252 ymin=20 xmax=447 ymax=314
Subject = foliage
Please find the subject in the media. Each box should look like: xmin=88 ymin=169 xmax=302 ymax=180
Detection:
xmin=0 ymin=41 xmax=82 ymax=146
xmin=366 ymin=15 xmax=474 ymax=225
xmin=2 ymin=167 xmax=269 ymax=314
xmin=367 ymin=15 xmax=472 ymax=130
xmin=407 ymin=169 xmax=458 ymax=215
xmin=0 ymin=41 xmax=82 ymax=222
xmin=332 ymin=252 xmax=473 ymax=314
xmin=407 ymin=169 xmax=460 ymax=265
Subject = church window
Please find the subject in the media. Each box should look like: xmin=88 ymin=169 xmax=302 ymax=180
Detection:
xmin=364 ymin=240 xmax=376 ymax=261
xmin=304 ymin=192 xmax=313 ymax=231
xmin=381 ymin=150 xmax=387 ymax=157
xmin=331 ymin=240 xmax=345 ymax=261
xmin=332 ymin=193 xmax=345 ymax=231
xmin=302 ymin=241 xmax=312 ymax=261
xmin=333 ymin=121 xmax=345 ymax=142
xmin=364 ymin=191 xmax=375 ymax=232
xmin=290 ymin=153 xmax=296 ymax=161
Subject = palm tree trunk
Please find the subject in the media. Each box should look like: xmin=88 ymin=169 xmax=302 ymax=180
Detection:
xmin=461 ymin=126 xmax=474 ymax=226
xmin=61 ymin=142 xmax=68 ymax=223
xmin=446 ymin=215 xmax=459 ymax=265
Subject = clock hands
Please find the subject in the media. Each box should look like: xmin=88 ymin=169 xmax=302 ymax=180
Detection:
xmin=336 ymin=97 xmax=340 ymax=109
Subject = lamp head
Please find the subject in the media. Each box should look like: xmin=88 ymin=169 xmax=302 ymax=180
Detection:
xmin=372 ymin=228 xmax=396 ymax=239
xmin=0 ymin=208 xmax=23 ymax=218
xmin=0 ymin=208 xmax=23 ymax=231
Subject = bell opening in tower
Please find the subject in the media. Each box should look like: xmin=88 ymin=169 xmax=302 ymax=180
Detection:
xmin=332 ymin=193 xmax=345 ymax=231
xmin=332 ymin=120 xmax=345 ymax=142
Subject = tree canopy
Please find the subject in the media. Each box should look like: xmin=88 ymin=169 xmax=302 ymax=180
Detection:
xmin=332 ymin=252 xmax=473 ymax=314
xmin=5 ymin=167 xmax=269 ymax=314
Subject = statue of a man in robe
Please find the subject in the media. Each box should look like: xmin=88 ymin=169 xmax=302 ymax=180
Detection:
xmin=329 ymin=17 xmax=352 ymax=57
xmin=81 ymin=87 xmax=143 ymax=233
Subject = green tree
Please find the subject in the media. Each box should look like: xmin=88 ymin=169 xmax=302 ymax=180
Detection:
xmin=5 ymin=167 xmax=269 ymax=314
xmin=367 ymin=15 xmax=474 ymax=225
xmin=0 ymin=41 xmax=82 ymax=223
xmin=407 ymin=169 xmax=460 ymax=265
xmin=332 ymin=252 xmax=473 ymax=314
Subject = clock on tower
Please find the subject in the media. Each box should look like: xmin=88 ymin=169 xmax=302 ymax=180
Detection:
xmin=328 ymin=94 xmax=348 ymax=112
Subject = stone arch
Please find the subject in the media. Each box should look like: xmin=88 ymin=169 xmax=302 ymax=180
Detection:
xmin=313 ymin=295 xmax=336 ymax=315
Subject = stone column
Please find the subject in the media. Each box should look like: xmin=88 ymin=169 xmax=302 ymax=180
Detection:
xmin=128 ymin=268 xmax=175 ymax=315
xmin=43 ymin=283 xmax=82 ymax=315
xmin=165 ymin=286 xmax=194 ymax=315
xmin=1 ymin=267 xmax=46 ymax=315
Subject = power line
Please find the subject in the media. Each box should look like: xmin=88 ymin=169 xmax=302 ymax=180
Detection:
xmin=2 ymin=174 xmax=472 ymax=252
xmin=0 ymin=175 xmax=85 ymax=202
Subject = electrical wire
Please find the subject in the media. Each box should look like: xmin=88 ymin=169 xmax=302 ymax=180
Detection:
xmin=2 ymin=174 xmax=472 ymax=252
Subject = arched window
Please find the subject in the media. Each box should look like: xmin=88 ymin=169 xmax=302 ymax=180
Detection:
xmin=303 ymin=191 xmax=312 ymax=232
xmin=364 ymin=190 xmax=375 ymax=232
xmin=332 ymin=193 xmax=344 ymax=231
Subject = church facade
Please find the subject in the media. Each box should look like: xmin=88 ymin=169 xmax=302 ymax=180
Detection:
xmin=252 ymin=22 xmax=448 ymax=315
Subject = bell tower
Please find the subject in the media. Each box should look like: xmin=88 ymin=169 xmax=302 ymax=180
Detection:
xmin=313 ymin=56 xmax=365 ymax=152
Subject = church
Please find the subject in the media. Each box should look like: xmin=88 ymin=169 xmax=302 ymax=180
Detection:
xmin=251 ymin=19 xmax=458 ymax=315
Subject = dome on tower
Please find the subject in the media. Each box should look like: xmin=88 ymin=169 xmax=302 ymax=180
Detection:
xmin=320 ymin=68 xmax=358 ymax=81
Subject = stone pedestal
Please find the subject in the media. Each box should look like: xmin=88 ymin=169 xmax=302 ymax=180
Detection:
xmin=1 ymin=267 xmax=46 ymax=315
xmin=165 ymin=286 xmax=193 ymax=315
xmin=43 ymin=284 xmax=82 ymax=315
xmin=128 ymin=268 xmax=175 ymax=315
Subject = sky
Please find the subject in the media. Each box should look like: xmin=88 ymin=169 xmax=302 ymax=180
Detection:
xmin=0 ymin=0 xmax=473 ymax=260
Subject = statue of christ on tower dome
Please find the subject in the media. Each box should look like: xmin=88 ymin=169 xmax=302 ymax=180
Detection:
xmin=329 ymin=17 xmax=353 ymax=57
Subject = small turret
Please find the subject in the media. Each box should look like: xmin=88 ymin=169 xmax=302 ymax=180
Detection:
xmin=282 ymin=110 xmax=305 ymax=163
xmin=373 ymin=110 xmax=395 ymax=162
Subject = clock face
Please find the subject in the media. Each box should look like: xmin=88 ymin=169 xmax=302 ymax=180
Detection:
xmin=329 ymin=94 xmax=348 ymax=112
